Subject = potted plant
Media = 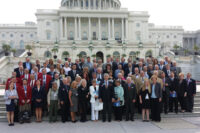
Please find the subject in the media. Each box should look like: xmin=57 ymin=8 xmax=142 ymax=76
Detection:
xmin=91 ymin=54 xmax=96 ymax=58
xmin=2 ymin=44 xmax=11 ymax=56
xmin=173 ymin=44 xmax=179 ymax=55
xmin=25 ymin=45 xmax=32 ymax=56
xmin=136 ymin=51 xmax=140 ymax=60
xmin=122 ymin=54 xmax=127 ymax=57
xmin=62 ymin=51 xmax=69 ymax=61
xmin=11 ymin=48 xmax=17 ymax=57
xmin=184 ymin=49 xmax=189 ymax=56
xmin=51 ymin=46 xmax=59 ymax=59
xmin=77 ymin=53 xmax=82 ymax=59
xmin=106 ymin=54 xmax=111 ymax=58
xmin=193 ymin=44 xmax=199 ymax=55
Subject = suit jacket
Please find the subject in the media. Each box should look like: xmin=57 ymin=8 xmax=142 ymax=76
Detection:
xmin=58 ymin=84 xmax=70 ymax=103
xmin=38 ymin=74 xmax=52 ymax=92
xmin=32 ymin=86 xmax=45 ymax=102
xmin=23 ymin=62 xmax=32 ymax=72
xmin=186 ymin=78 xmax=196 ymax=96
xmin=177 ymin=79 xmax=187 ymax=97
xmin=17 ymin=85 xmax=32 ymax=105
xmin=162 ymin=77 xmax=171 ymax=95
xmin=5 ymin=78 xmax=20 ymax=90
xmin=124 ymin=83 xmax=136 ymax=102
xmin=28 ymin=79 xmax=37 ymax=88
xmin=47 ymin=71 xmax=57 ymax=79
xmin=124 ymin=66 xmax=135 ymax=77
xmin=14 ymin=67 xmax=24 ymax=78
xmin=169 ymin=77 xmax=179 ymax=92
xmin=151 ymin=83 xmax=162 ymax=99
xmin=68 ymin=70 xmax=81 ymax=81
xmin=89 ymin=85 xmax=99 ymax=103
xmin=99 ymin=81 xmax=115 ymax=103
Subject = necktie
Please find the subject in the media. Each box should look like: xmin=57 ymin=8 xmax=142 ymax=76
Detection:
xmin=24 ymin=86 xmax=27 ymax=97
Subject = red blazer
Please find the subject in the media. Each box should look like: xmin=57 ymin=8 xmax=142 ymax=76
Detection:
xmin=20 ymin=74 xmax=31 ymax=85
xmin=28 ymin=79 xmax=37 ymax=88
xmin=5 ymin=78 xmax=20 ymax=90
xmin=17 ymin=85 xmax=32 ymax=105
xmin=38 ymin=74 xmax=52 ymax=92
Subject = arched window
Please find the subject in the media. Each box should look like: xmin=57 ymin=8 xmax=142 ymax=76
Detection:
xmin=9 ymin=41 xmax=14 ymax=48
xmin=129 ymin=51 xmax=136 ymax=61
xmin=19 ymin=40 xmax=24 ymax=49
xmin=145 ymin=50 xmax=153 ymax=58
xmin=78 ymin=51 xmax=87 ymax=59
xmin=44 ymin=51 xmax=52 ymax=58
xmin=62 ymin=51 xmax=70 ymax=61
xmin=113 ymin=51 xmax=120 ymax=60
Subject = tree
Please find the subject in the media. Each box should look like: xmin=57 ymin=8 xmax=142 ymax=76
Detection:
xmin=91 ymin=54 xmax=96 ymax=58
xmin=25 ymin=45 xmax=32 ymax=52
xmin=184 ymin=49 xmax=189 ymax=56
xmin=106 ymin=54 xmax=111 ymax=58
xmin=173 ymin=44 xmax=179 ymax=51
xmin=194 ymin=44 xmax=199 ymax=55
xmin=122 ymin=54 xmax=126 ymax=57
xmin=51 ymin=47 xmax=59 ymax=55
xmin=11 ymin=49 xmax=16 ymax=57
xmin=2 ymin=44 xmax=11 ymax=56
xmin=136 ymin=51 xmax=140 ymax=57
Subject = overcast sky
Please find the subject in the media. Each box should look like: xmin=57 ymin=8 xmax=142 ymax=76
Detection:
xmin=0 ymin=0 xmax=199 ymax=31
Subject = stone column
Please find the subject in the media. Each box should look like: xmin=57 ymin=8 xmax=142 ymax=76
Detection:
xmin=65 ymin=17 xmax=68 ymax=40
xmin=99 ymin=0 xmax=101 ymax=9
xmin=112 ymin=18 xmax=115 ymax=39
xmin=108 ymin=18 xmax=111 ymax=40
xmin=98 ymin=18 xmax=101 ymax=40
xmin=60 ymin=17 xmax=63 ymax=38
xmin=83 ymin=0 xmax=85 ymax=9
xmin=88 ymin=17 xmax=91 ymax=40
xmin=79 ymin=17 xmax=81 ymax=40
xmin=125 ymin=18 xmax=128 ymax=40
xmin=88 ymin=0 xmax=91 ymax=9
xmin=78 ymin=0 xmax=80 ymax=7
xmin=75 ymin=17 xmax=77 ymax=40
xmin=121 ymin=18 xmax=124 ymax=41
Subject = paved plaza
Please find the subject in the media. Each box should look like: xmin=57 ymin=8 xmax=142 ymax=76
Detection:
xmin=0 ymin=117 xmax=199 ymax=133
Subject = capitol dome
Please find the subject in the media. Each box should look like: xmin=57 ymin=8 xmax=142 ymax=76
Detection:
xmin=61 ymin=0 xmax=121 ymax=9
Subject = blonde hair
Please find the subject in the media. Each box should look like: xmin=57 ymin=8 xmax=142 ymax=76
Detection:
xmin=71 ymin=81 xmax=77 ymax=89
xmin=142 ymin=79 xmax=151 ymax=93
xmin=179 ymin=72 xmax=184 ymax=77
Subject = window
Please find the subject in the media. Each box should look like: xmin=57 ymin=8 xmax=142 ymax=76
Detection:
xmin=129 ymin=51 xmax=136 ymax=61
xmin=10 ymin=41 xmax=14 ymax=48
xmin=46 ymin=22 xmax=51 ymax=26
xmin=113 ymin=51 xmax=120 ymax=60
xmin=10 ymin=34 xmax=14 ymax=38
xmin=83 ymin=31 xmax=87 ymax=40
xmin=92 ymin=22 xmax=96 ymax=27
xmin=2 ymin=34 xmax=5 ymax=38
xmin=44 ymin=51 xmax=52 ymax=58
xmin=149 ymin=35 xmax=152 ymax=39
xmin=19 ymin=40 xmax=24 ymax=49
xmin=102 ymin=23 xmax=106 ymax=27
xmin=102 ymin=32 xmax=107 ymax=40
xmin=115 ymin=32 xmax=120 ymax=40
xmin=79 ymin=51 xmax=87 ymax=59
xmin=174 ymin=35 xmax=177 ymax=39
xmin=69 ymin=31 xmax=74 ymax=40
xmin=166 ymin=35 xmax=169 ymax=38
xmin=136 ymin=23 xmax=140 ymax=27
xmin=46 ymin=32 xmax=51 ymax=40
xmin=92 ymin=32 xmax=97 ymax=40
xmin=30 ymin=34 xmax=33 ymax=38
xmin=21 ymin=34 xmax=24 ymax=37
xmin=136 ymin=32 xmax=141 ymax=41
xmin=69 ymin=22 xmax=73 ymax=27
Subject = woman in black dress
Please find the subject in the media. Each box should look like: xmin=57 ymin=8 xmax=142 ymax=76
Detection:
xmin=78 ymin=79 xmax=89 ymax=122
xmin=177 ymin=73 xmax=187 ymax=113
xmin=32 ymin=80 xmax=44 ymax=122
xmin=139 ymin=79 xmax=151 ymax=122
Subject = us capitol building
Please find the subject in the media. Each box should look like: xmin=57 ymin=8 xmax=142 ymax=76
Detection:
xmin=0 ymin=0 xmax=185 ymax=62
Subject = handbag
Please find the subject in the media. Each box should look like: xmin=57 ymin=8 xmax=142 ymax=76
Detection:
xmin=94 ymin=101 xmax=103 ymax=111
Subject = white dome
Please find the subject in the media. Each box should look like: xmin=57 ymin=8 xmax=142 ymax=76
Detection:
xmin=61 ymin=0 xmax=121 ymax=9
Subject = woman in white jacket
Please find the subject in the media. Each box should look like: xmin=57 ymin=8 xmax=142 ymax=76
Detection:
xmin=90 ymin=79 xmax=99 ymax=121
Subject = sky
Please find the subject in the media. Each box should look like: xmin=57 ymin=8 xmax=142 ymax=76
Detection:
xmin=0 ymin=0 xmax=199 ymax=31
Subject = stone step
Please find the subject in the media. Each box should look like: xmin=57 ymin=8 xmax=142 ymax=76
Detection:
xmin=0 ymin=107 xmax=6 ymax=111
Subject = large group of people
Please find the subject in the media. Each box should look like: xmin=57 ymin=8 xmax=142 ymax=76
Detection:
xmin=4 ymin=55 xmax=197 ymax=126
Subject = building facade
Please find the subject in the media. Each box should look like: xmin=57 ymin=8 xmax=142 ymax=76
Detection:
xmin=183 ymin=30 xmax=200 ymax=50
xmin=0 ymin=0 xmax=185 ymax=62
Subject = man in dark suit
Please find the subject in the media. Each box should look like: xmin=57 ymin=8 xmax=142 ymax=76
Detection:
xmin=47 ymin=65 xmax=56 ymax=79
xmin=163 ymin=64 xmax=171 ymax=78
xmin=125 ymin=63 xmax=135 ymax=78
xmin=58 ymin=78 xmax=70 ymax=123
xmin=112 ymin=58 xmax=120 ymax=73
xmin=150 ymin=75 xmax=162 ymax=122
xmin=68 ymin=64 xmax=80 ymax=81
xmin=186 ymin=73 xmax=196 ymax=112
xmin=15 ymin=66 xmax=24 ymax=78
xmin=160 ymin=72 xmax=171 ymax=114
xmin=89 ymin=63 xmax=98 ymax=79
xmin=169 ymin=72 xmax=179 ymax=113
xmin=120 ymin=57 xmax=127 ymax=71
xmin=99 ymin=73 xmax=115 ymax=122
xmin=23 ymin=57 xmax=32 ymax=73
xmin=124 ymin=77 xmax=136 ymax=121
